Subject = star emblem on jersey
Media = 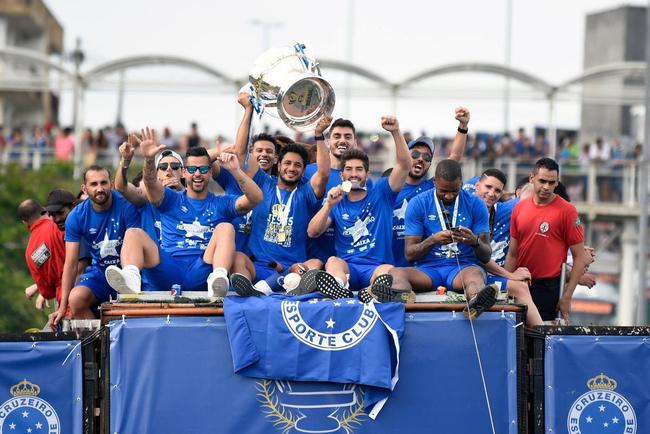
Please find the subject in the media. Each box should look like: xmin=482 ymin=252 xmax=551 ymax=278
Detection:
xmin=393 ymin=199 xmax=409 ymax=220
xmin=344 ymin=217 xmax=371 ymax=243
xmin=179 ymin=218 xmax=210 ymax=239
xmin=96 ymin=231 xmax=120 ymax=258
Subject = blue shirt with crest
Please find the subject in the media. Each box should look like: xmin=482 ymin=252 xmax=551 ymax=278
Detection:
xmin=392 ymin=178 xmax=434 ymax=266
xmin=65 ymin=190 xmax=140 ymax=269
xmin=404 ymin=188 xmax=489 ymax=266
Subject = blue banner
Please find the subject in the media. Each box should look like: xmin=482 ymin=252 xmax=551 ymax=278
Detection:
xmin=545 ymin=335 xmax=650 ymax=434
xmin=0 ymin=340 xmax=83 ymax=434
xmin=110 ymin=311 xmax=518 ymax=433
xmin=224 ymin=294 xmax=404 ymax=414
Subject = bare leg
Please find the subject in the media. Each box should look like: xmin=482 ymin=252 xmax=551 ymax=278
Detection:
xmin=203 ymin=222 xmax=235 ymax=271
xmin=120 ymin=228 xmax=160 ymax=269
xmin=369 ymin=264 xmax=394 ymax=284
xmin=68 ymin=286 xmax=98 ymax=319
xmin=232 ymin=252 xmax=256 ymax=280
xmin=451 ymin=266 xmax=485 ymax=298
xmin=324 ymin=256 xmax=350 ymax=287
xmin=389 ymin=267 xmax=433 ymax=292
xmin=507 ymin=280 xmax=544 ymax=326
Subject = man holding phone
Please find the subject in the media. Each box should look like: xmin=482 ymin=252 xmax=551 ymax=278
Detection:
xmin=389 ymin=159 xmax=498 ymax=319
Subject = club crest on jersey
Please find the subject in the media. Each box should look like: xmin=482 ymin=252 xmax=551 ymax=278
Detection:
xmin=567 ymin=373 xmax=636 ymax=433
xmin=539 ymin=222 xmax=549 ymax=233
xmin=0 ymin=379 xmax=61 ymax=434
xmin=281 ymin=300 xmax=378 ymax=351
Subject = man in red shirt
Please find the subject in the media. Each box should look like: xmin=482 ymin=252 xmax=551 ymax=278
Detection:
xmin=505 ymin=158 xmax=588 ymax=323
xmin=18 ymin=198 xmax=66 ymax=306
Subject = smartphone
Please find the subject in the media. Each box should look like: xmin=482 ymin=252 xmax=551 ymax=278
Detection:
xmin=450 ymin=226 xmax=462 ymax=232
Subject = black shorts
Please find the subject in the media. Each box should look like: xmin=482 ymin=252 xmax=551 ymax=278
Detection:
xmin=530 ymin=276 xmax=562 ymax=321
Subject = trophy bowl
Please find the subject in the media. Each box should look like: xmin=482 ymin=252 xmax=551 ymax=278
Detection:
xmin=249 ymin=44 xmax=335 ymax=132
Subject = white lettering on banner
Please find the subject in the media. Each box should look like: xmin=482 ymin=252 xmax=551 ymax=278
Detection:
xmin=282 ymin=300 xmax=378 ymax=351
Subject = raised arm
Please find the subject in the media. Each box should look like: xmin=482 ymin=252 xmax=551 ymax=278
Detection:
xmin=448 ymin=107 xmax=470 ymax=161
xmin=115 ymin=134 xmax=147 ymax=206
xmin=219 ymin=153 xmax=263 ymax=214
xmin=47 ymin=241 xmax=79 ymax=330
xmin=209 ymin=90 xmax=255 ymax=177
xmin=140 ymin=127 xmax=167 ymax=206
xmin=310 ymin=115 xmax=333 ymax=199
xmin=308 ymin=186 xmax=342 ymax=238
xmin=383 ymin=116 xmax=411 ymax=192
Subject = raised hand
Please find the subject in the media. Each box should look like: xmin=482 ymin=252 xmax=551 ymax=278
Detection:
xmin=325 ymin=186 xmax=344 ymax=208
xmin=119 ymin=134 xmax=138 ymax=161
xmin=455 ymin=107 xmax=470 ymax=127
xmin=139 ymin=127 xmax=165 ymax=160
xmin=381 ymin=115 xmax=400 ymax=132
xmin=315 ymin=115 xmax=333 ymax=136
xmin=238 ymin=85 xmax=254 ymax=109
xmin=219 ymin=152 xmax=240 ymax=172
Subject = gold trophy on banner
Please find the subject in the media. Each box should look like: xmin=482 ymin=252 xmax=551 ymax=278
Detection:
xmin=249 ymin=43 xmax=335 ymax=132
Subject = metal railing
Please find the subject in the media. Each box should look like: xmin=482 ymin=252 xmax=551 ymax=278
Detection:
xmin=1 ymin=145 xmax=646 ymax=209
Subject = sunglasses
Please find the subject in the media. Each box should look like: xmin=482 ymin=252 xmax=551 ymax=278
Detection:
xmin=186 ymin=165 xmax=211 ymax=174
xmin=158 ymin=162 xmax=182 ymax=171
xmin=411 ymin=150 xmax=432 ymax=162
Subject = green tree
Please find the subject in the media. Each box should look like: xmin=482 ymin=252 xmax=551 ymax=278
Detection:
xmin=0 ymin=161 xmax=79 ymax=332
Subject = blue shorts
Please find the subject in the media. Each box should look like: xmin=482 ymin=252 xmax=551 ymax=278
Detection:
xmin=147 ymin=250 xmax=212 ymax=292
xmin=77 ymin=266 xmax=116 ymax=303
xmin=347 ymin=261 xmax=379 ymax=291
xmin=486 ymin=274 xmax=507 ymax=293
xmin=254 ymin=261 xmax=275 ymax=282
xmin=415 ymin=261 xmax=486 ymax=291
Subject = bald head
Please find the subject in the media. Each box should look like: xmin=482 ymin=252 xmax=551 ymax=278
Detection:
xmin=17 ymin=199 xmax=44 ymax=223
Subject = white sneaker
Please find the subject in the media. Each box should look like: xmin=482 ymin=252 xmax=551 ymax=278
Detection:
xmin=105 ymin=265 xmax=141 ymax=294
xmin=207 ymin=270 xmax=229 ymax=298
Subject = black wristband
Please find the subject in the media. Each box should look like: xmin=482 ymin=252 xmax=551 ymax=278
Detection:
xmin=457 ymin=126 xmax=468 ymax=134
xmin=315 ymin=134 xmax=325 ymax=141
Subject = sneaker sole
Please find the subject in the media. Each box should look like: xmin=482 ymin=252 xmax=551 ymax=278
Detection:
xmin=209 ymin=276 xmax=229 ymax=298
xmin=105 ymin=266 xmax=139 ymax=295
xmin=315 ymin=272 xmax=353 ymax=299
xmin=463 ymin=285 xmax=498 ymax=320
xmin=289 ymin=269 xmax=321 ymax=296
xmin=231 ymin=273 xmax=264 ymax=297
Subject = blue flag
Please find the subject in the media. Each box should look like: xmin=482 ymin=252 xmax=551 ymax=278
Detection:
xmin=0 ymin=340 xmax=83 ymax=434
xmin=545 ymin=335 xmax=650 ymax=434
xmin=224 ymin=294 xmax=404 ymax=416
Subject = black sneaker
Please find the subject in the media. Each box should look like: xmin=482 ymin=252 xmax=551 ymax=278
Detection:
xmin=367 ymin=274 xmax=394 ymax=302
xmin=463 ymin=284 xmax=499 ymax=320
xmin=288 ymin=269 xmax=321 ymax=296
xmin=315 ymin=271 xmax=353 ymax=299
xmin=231 ymin=273 xmax=265 ymax=297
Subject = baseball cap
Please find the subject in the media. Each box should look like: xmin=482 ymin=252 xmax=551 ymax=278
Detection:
xmin=45 ymin=189 xmax=76 ymax=213
xmin=407 ymin=136 xmax=435 ymax=154
xmin=155 ymin=149 xmax=184 ymax=168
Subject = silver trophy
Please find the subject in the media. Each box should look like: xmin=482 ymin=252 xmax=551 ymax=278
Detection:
xmin=249 ymin=43 xmax=335 ymax=132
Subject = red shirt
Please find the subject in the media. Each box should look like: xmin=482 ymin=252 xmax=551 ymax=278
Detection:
xmin=25 ymin=218 xmax=65 ymax=302
xmin=510 ymin=195 xmax=583 ymax=279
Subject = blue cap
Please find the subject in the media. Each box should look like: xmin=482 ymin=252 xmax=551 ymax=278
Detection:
xmin=407 ymin=136 xmax=434 ymax=154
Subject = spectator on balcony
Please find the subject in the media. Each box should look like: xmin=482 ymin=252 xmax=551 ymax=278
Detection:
xmin=29 ymin=127 xmax=48 ymax=149
xmin=531 ymin=135 xmax=547 ymax=158
xmin=55 ymin=127 xmax=74 ymax=161
xmin=513 ymin=128 xmax=529 ymax=155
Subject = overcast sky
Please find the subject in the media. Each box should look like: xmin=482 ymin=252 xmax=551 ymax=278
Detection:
xmin=44 ymin=0 xmax=647 ymax=140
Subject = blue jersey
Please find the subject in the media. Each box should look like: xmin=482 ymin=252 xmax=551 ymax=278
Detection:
xmin=64 ymin=190 xmax=140 ymax=269
xmin=404 ymin=188 xmax=489 ymax=266
xmin=392 ymin=178 xmax=434 ymax=266
xmin=248 ymin=173 xmax=320 ymax=267
xmin=140 ymin=202 xmax=161 ymax=243
xmin=329 ymin=177 xmax=397 ymax=265
xmin=214 ymin=168 xmax=257 ymax=253
xmin=462 ymin=176 xmax=480 ymax=194
xmin=491 ymin=199 xmax=517 ymax=266
xmin=304 ymin=163 xmax=374 ymax=263
xmin=156 ymin=187 xmax=240 ymax=257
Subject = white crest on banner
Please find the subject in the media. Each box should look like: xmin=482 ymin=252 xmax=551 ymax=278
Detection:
xmin=0 ymin=379 xmax=61 ymax=434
